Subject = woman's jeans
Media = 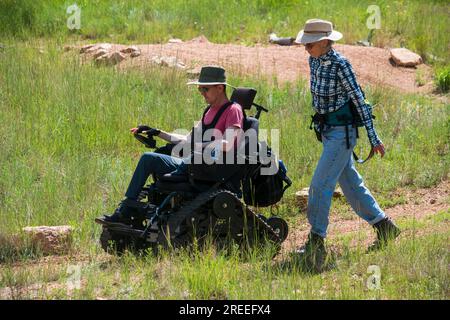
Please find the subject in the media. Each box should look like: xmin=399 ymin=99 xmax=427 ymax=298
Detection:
xmin=125 ymin=152 xmax=185 ymax=200
xmin=307 ymin=125 xmax=386 ymax=238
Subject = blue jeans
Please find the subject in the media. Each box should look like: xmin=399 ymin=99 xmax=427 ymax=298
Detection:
xmin=125 ymin=152 xmax=186 ymax=200
xmin=307 ymin=125 xmax=386 ymax=238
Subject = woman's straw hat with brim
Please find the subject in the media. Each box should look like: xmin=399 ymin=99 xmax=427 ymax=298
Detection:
xmin=187 ymin=66 xmax=229 ymax=85
xmin=294 ymin=19 xmax=343 ymax=44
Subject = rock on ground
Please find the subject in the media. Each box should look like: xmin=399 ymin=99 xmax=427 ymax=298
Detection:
xmin=22 ymin=225 xmax=73 ymax=255
xmin=73 ymin=38 xmax=436 ymax=94
xmin=151 ymin=55 xmax=186 ymax=69
xmin=295 ymin=188 xmax=309 ymax=212
xmin=130 ymin=50 xmax=141 ymax=58
xmin=295 ymin=187 xmax=344 ymax=212
xmin=120 ymin=45 xmax=142 ymax=58
xmin=120 ymin=46 xmax=140 ymax=54
xmin=95 ymin=51 xmax=126 ymax=66
xmin=79 ymin=43 xmax=141 ymax=65
xmin=93 ymin=49 xmax=109 ymax=59
xmin=390 ymin=48 xmax=423 ymax=67
xmin=269 ymin=33 xmax=295 ymax=46
xmin=168 ymin=38 xmax=183 ymax=44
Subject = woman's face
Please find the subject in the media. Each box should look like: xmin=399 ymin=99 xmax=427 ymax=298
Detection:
xmin=305 ymin=39 xmax=330 ymax=58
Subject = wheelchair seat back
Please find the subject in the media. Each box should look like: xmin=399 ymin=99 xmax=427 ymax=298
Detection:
xmin=187 ymin=87 xmax=262 ymax=185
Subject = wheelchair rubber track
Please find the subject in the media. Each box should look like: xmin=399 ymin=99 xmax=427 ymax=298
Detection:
xmin=159 ymin=188 xmax=281 ymax=248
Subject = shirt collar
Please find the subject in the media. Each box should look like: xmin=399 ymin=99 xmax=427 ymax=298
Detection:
xmin=311 ymin=48 xmax=335 ymax=63
xmin=318 ymin=48 xmax=335 ymax=61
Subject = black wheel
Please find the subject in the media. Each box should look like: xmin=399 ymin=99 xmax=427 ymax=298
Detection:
xmin=157 ymin=210 xmax=210 ymax=252
xmin=100 ymin=227 xmax=133 ymax=254
xmin=213 ymin=192 xmax=238 ymax=219
xmin=266 ymin=217 xmax=289 ymax=244
xmin=257 ymin=214 xmax=267 ymax=222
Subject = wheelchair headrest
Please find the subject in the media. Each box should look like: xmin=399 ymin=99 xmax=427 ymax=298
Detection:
xmin=230 ymin=87 xmax=257 ymax=110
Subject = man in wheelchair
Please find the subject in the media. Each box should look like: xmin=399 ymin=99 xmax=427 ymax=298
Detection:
xmin=95 ymin=66 xmax=291 ymax=253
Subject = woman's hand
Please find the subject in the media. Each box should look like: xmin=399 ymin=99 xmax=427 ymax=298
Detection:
xmin=373 ymin=143 xmax=385 ymax=158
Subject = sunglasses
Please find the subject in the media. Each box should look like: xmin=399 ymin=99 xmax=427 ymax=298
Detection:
xmin=305 ymin=42 xmax=318 ymax=48
xmin=198 ymin=86 xmax=213 ymax=93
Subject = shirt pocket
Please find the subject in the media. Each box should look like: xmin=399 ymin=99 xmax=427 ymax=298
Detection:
xmin=314 ymin=67 xmax=341 ymax=94
xmin=325 ymin=71 xmax=341 ymax=94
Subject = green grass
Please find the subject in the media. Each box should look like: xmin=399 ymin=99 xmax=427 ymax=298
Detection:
xmin=0 ymin=0 xmax=449 ymax=65
xmin=0 ymin=9 xmax=449 ymax=297
xmin=0 ymin=40 xmax=447 ymax=217
xmin=435 ymin=65 xmax=450 ymax=93
xmin=1 ymin=209 xmax=448 ymax=299
xmin=0 ymin=39 xmax=449 ymax=242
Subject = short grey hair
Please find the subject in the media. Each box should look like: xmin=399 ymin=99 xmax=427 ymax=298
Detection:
xmin=327 ymin=40 xmax=334 ymax=50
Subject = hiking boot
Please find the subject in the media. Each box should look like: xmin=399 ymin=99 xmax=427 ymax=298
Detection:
xmin=297 ymin=232 xmax=328 ymax=272
xmin=367 ymin=217 xmax=401 ymax=252
xmin=101 ymin=199 xmax=135 ymax=224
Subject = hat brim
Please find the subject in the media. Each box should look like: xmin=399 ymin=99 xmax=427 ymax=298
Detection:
xmin=186 ymin=81 xmax=228 ymax=85
xmin=294 ymin=30 xmax=342 ymax=44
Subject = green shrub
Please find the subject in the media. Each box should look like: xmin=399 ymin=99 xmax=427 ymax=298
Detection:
xmin=435 ymin=65 xmax=450 ymax=93
xmin=0 ymin=0 xmax=45 ymax=37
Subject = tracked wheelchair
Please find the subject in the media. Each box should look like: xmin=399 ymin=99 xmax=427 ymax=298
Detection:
xmin=95 ymin=87 xmax=292 ymax=254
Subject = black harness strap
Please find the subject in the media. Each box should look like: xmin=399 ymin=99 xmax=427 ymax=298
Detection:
xmin=310 ymin=113 xmax=325 ymax=143
xmin=191 ymin=101 xmax=234 ymax=151
xmin=201 ymin=101 xmax=234 ymax=133
xmin=353 ymin=148 xmax=374 ymax=164
xmin=345 ymin=124 xmax=350 ymax=149
xmin=310 ymin=110 xmax=374 ymax=164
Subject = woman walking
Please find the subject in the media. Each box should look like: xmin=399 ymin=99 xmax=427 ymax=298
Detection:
xmin=294 ymin=19 xmax=400 ymax=270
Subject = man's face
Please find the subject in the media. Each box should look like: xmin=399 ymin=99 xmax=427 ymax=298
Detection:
xmin=198 ymin=85 xmax=223 ymax=105
xmin=305 ymin=39 xmax=329 ymax=58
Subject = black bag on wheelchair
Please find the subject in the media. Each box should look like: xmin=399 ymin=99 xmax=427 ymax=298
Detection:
xmin=243 ymin=155 xmax=291 ymax=207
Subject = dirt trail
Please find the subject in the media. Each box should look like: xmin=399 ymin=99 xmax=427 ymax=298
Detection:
xmin=4 ymin=180 xmax=448 ymax=270
xmin=281 ymin=179 xmax=449 ymax=254
xmin=1 ymin=180 xmax=448 ymax=298
xmin=90 ymin=39 xmax=436 ymax=94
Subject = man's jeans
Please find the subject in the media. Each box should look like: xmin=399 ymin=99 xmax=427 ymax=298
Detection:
xmin=307 ymin=125 xmax=386 ymax=238
xmin=125 ymin=152 xmax=185 ymax=200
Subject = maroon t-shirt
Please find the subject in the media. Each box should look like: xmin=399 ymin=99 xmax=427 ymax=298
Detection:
xmin=202 ymin=102 xmax=244 ymax=147
xmin=202 ymin=102 xmax=244 ymax=133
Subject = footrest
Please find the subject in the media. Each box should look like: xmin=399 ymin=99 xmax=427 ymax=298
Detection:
xmin=94 ymin=217 xmax=130 ymax=227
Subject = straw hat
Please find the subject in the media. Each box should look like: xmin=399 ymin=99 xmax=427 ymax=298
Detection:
xmin=294 ymin=19 xmax=343 ymax=44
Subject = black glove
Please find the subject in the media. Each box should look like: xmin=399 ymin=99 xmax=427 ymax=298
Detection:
xmin=136 ymin=125 xmax=161 ymax=136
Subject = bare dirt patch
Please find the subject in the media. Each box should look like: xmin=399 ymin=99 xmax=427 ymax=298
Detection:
xmin=76 ymin=39 xmax=436 ymax=94
xmin=1 ymin=180 xmax=448 ymax=298
xmin=4 ymin=181 xmax=448 ymax=269
xmin=282 ymin=179 xmax=450 ymax=255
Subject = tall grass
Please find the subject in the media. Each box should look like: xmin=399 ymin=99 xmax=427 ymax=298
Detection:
xmin=1 ymin=210 xmax=448 ymax=299
xmin=0 ymin=0 xmax=449 ymax=64
xmin=0 ymin=38 xmax=448 ymax=299
xmin=0 ymin=40 xmax=448 ymax=240
xmin=435 ymin=65 xmax=450 ymax=93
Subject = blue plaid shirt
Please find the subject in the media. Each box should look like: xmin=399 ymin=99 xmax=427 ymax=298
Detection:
xmin=309 ymin=48 xmax=381 ymax=147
